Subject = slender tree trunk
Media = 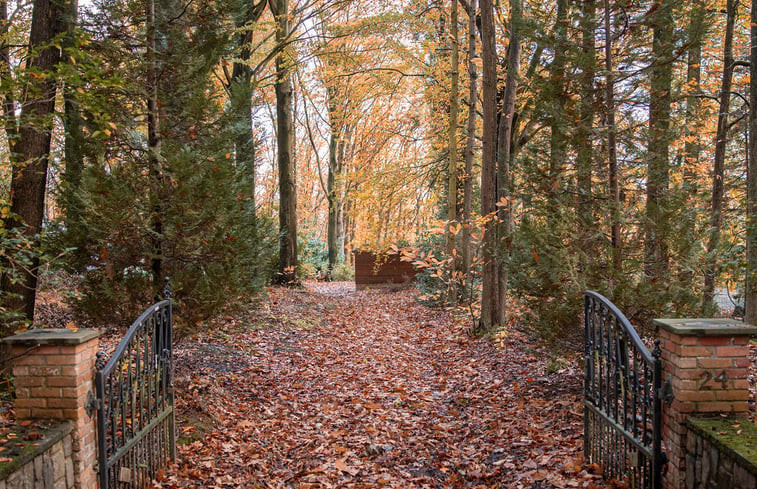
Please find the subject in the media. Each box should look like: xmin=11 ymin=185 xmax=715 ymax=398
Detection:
xmin=3 ymin=0 xmax=67 ymax=320
xmin=745 ymin=0 xmax=757 ymax=324
xmin=446 ymin=0 xmax=460 ymax=303
xmin=326 ymin=93 xmax=341 ymax=273
xmin=62 ymin=0 xmax=88 ymax=266
xmin=230 ymin=1 xmax=267 ymax=224
xmin=703 ymin=0 xmax=738 ymax=308
xmin=478 ymin=0 xmax=498 ymax=331
xmin=604 ymin=0 xmax=621 ymax=277
xmin=679 ymin=0 xmax=706 ymax=287
xmin=461 ymin=0 xmax=477 ymax=276
xmin=495 ymin=0 xmax=521 ymax=326
xmin=547 ymin=0 xmax=568 ymax=222
xmin=146 ymin=0 xmax=163 ymax=284
xmin=273 ymin=0 xmax=298 ymax=284
xmin=575 ymin=0 xmax=595 ymax=271
xmin=0 ymin=1 xmax=17 ymax=156
xmin=645 ymin=0 xmax=673 ymax=289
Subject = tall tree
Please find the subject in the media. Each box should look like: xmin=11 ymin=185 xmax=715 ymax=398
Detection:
xmin=604 ymin=0 xmax=621 ymax=276
xmin=478 ymin=0 xmax=498 ymax=331
xmin=746 ymin=0 xmax=757 ymax=324
xmin=3 ymin=0 xmax=68 ymax=320
xmin=547 ymin=0 xmax=568 ymax=222
xmin=447 ymin=0 xmax=459 ymax=233
xmin=644 ymin=0 xmax=674 ymax=290
xmin=575 ymin=0 xmax=595 ymax=267
xmin=677 ymin=0 xmax=707 ymax=289
xmin=272 ymin=0 xmax=298 ymax=283
xmin=703 ymin=0 xmax=738 ymax=309
xmin=495 ymin=0 xmax=521 ymax=326
xmin=228 ymin=0 xmax=268 ymax=223
xmin=461 ymin=0 xmax=477 ymax=275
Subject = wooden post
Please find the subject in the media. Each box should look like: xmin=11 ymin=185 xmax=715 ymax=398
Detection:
xmin=4 ymin=329 xmax=102 ymax=489
xmin=654 ymin=318 xmax=757 ymax=489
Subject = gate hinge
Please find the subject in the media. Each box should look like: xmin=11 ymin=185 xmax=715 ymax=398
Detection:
xmin=658 ymin=377 xmax=674 ymax=405
xmin=85 ymin=390 xmax=102 ymax=418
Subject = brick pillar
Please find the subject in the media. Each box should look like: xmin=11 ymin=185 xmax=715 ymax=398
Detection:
xmin=3 ymin=329 xmax=102 ymax=489
xmin=654 ymin=318 xmax=757 ymax=489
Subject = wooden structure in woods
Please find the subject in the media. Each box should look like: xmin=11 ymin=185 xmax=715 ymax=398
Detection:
xmin=354 ymin=251 xmax=418 ymax=290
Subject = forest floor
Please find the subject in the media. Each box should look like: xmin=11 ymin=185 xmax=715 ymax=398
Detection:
xmin=155 ymin=282 xmax=615 ymax=488
xmin=3 ymin=280 xmax=755 ymax=487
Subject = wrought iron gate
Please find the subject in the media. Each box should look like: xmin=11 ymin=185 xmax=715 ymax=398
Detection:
xmin=94 ymin=288 xmax=175 ymax=488
xmin=584 ymin=291 xmax=663 ymax=488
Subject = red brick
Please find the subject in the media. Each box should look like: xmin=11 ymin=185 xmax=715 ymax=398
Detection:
xmin=733 ymin=357 xmax=752 ymax=368
xmin=678 ymin=369 xmax=709 ymax=380
xmin=732 ymin=401 xmax=749 ymax=412
xmin=672 ymin=377 xmax=698 ymax=391
xmin=32 ymin=345 xmax=61 ymax=355
xmin=14 ymin=376 xmax=44 ymax=387
xmin=31 ymin=387 xmax=62 ymax=398
xmin=46 ymin=376 xmax=79 ymax=387
xmin=725 ymin=368 xmax=748 ymax=379
xmin=716 ymin=346 xmax=749 ymax=357
xmin=732 ymin=379 xmax=750 ymax=390
xmin=678 ymin=345 xmax=714 ymax=357
xmin=675 ymin=357 xmax=698 ymax=369
xmin=62 ymin=387 xmax=77 ymax=398
xmin=676 ymin=390 xmax=715 ymax=402
xmin=677 ymin=335 xmax=700 ymax=346
xmin=47 ymin=397 xmax=79 ymax=409
xmin=715 ymin=390 xmax=749 ymax=401
xmin=15 ymin=408 xmax=30 ymax=419
xmin=696 ymin=401 xmax=737 ymax=413
xmin=31 ymin=408 xmax=63 ymax=418
xmin=672 ymin=400 xmax=697 ymax=413
xmin=698 ymin=357 xmax=733 ymax=369
xmin=29 ymin=366 xmax=61 ymax=376
xmin=15 ymin=398 xmax=47 ymax=408
xmin=697 ymin=336 xmax=734 ymax=346
xmin=731 ymin=336 xmax=750 ymax=345
xmin=12 ymin=354 xmax=47 ymax=366
xmin=14 ymin=387 xmax=29 ymax=398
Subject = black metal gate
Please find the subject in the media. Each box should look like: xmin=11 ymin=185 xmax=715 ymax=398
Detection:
xmin=95 ymin=291 xmax=175 ymax=488
xmin=584 ymin=291 xmax=663 ymax=488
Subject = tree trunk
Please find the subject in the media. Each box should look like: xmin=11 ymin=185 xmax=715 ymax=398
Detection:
xmin=547 ymin=0 xmax=568 ymax=222
xmin=478 ymin=0 xmax=498 ymax=332
xmin=745 ymin=0 xmax=757 ymax=324
xmin=4 ymin=0 xmax=67 ymax=320
xmin=494 ymin=0 xmax=521 ymax=327
xmin=703 ymin=0 xmax=738 ymax=309
xmin=678 ymin=0 xmax=706 ymax=288
xmin=146 ymin=0 xmax=163 ymax=285
xmin=62 ymin=0 xmax=89 ymax=266
xmin=0 ymin=1 xmax=17 ymax=154
xmin=604 ymin=0 xmax=621 ymax=277
xmin=461 ymin=0 xmax=477 ymax=276
xmin=273 ymin=0 xmax=298 ymax=284
xmin=644 ymin=0 xmax=674 ymax=290
xmin=446 ymin=0 xmax=460 ymax=303
xmin=575 ymin=0 xmax=595 ymax=270
xmin=230 ymin=1 xmax=267 ymax=224
xmin=326 ymin=103 xmax=340 ymax=273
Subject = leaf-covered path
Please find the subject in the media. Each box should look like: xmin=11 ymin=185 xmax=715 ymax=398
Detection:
xmin=161 ymin=283 xmax=602 ymax=488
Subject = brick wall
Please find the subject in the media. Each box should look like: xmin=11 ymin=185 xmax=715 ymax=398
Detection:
xmin=4 ymin=329 xmax=102 ymax=489
xmin=654 ymin=319 xmax=757 ymax=489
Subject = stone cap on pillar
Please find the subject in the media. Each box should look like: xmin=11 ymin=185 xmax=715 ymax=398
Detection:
xmin=2 ymin=328 xmax=102 ymax=346
xmin=654 ymin=318 xmax=757 ymax=337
